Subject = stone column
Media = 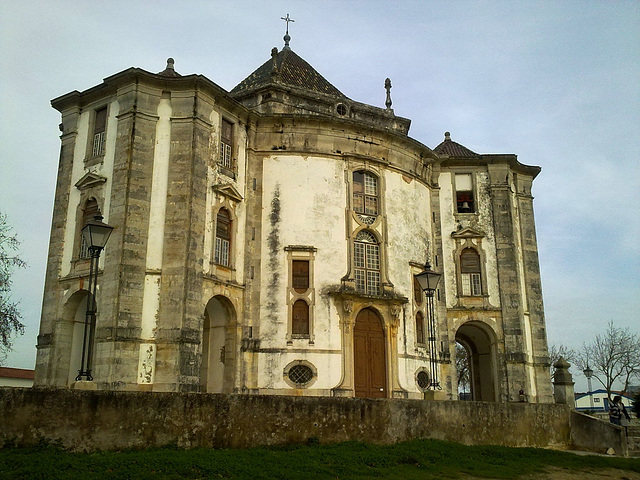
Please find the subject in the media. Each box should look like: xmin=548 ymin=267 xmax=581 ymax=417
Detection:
xmin=552 ymin=357 xmax=575 ymax=407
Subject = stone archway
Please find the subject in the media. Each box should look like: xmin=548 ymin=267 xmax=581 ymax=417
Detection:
xmin=201 ymin=295 xmax=236 ymax=393
xmin=59 ymin=290 xmax=91 ymax=386
xmin=354 ymin=308 xmax=387 ymax=398
xmin=455 ymin=321 xmax=498 ymax=402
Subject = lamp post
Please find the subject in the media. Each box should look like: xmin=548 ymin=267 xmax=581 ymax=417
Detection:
xmin=415 ymin=261 xmax=442 ymax=389
xmin=583 ymin=365 xmax=594 ymax=411
xmin=75 ymin=215 xmax=113 ymax=382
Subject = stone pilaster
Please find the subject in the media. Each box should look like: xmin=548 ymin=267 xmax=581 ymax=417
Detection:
xmin=154 ymin=90 xmax=211 ymax=392
xmin=487 ymin=163 xmax=526 ymax=401
xmin=97 ymin=83 xmax=161 ymax=389
xmin=516 ymin=175 xmax=553 ymax=402
xmin=34 ymin=104 xmax=80 ymax=386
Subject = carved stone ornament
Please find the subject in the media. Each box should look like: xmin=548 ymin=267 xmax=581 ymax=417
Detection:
xmin=75 ymin=172 xmax=107 ymax=190
xmin=343 ymin=299 xmax=353 ymax=314
xmin=390 ymin=305 xmax=401 ymax=319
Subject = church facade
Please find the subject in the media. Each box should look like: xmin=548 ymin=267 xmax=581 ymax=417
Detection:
xmin=34 ymin=37 xmax=553 ymax=402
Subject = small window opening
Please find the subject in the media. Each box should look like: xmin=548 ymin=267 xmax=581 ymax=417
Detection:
xmin=455 ymin=173 xmax=475 ymax=213
xmin=416 ymin=312 xmax=425 ymax=344
xmin=292 ymin=260 xmax=310 ymax=293
xmin=288 ymin=364 xmax=314 ymax=386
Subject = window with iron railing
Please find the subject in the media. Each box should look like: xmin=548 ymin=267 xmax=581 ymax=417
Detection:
xmin=91 ymin=107 xmax=107 ymax=157
xmin=220 ymin=119 xmax=233 ymax=170
xmin=353 ymin=171 xmax=378 ymax=216
xmin=460 ymin=248 xmax=482 ymax=296
xmin=214 ymin=209 xmax=231 ymax=267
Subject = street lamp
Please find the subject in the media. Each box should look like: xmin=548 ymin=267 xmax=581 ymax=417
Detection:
xmin=76 ymin=215 xmax=113 ymax=382
xmin=583 ymin=365 xmax=594 ymax=411
xmin=415 ymin=261 xmax=442 ymax=389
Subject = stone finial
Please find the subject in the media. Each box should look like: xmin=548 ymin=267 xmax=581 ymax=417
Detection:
xmin=554 ymin=356 xmax=571 ymax=371
xmin=271 ymin=47 xmax=279 ymax=77
xmin=385 ymin=78 xmax=392 ymax=109
xmin=444 ymin=131 xmax=451 ymax=141
xmin=158 ymin=57 xmax=181 ymax=77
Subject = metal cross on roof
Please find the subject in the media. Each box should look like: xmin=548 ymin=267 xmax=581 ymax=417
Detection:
xmin=281 ymin=14 xmax=295 ymax=34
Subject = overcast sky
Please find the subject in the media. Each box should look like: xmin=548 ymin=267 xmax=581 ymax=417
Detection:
xmin=1 ymin=1 xmax=638 ymax=390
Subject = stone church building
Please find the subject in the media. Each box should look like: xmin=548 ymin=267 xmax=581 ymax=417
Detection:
xmin=34 ymin=34 xmax=553 ymax=403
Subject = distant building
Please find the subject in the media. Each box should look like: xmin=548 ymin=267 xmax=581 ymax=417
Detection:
xmin=575 ymin=389 xmax=633 ymax=412
xmin=0 ymin=367 xmax=34 ymax=388
xmin=34 ymin=32 xmax=553 ymax=403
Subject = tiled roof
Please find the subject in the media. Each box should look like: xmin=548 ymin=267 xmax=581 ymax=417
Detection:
xmin=434 ymin=132 xmax=478 ymax=157
xmin=231 ymin=47 xmax=345 ymax=98
xmin=0 ymin=367 xmax=35 ymax=379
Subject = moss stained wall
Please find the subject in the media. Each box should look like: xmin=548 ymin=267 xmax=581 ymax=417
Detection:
xmin=0 ymin=388 xmax=627 ymax=456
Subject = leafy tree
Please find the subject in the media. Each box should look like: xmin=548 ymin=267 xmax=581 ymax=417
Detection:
xmin=574 ymin=321 xmax=640 ymax=399
xmin=456 ymin=342 xmax=470 ymax=397
xmin=548 ymin=343 xmax=576 ymax=380
xmin=0 ymin=212 xmax=26 ymax=363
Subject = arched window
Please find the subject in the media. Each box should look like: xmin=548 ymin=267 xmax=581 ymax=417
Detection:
xmin=353 ymin=171 xmax=378 ymax=216
xmin=354 ymin=230 xmax=380 ymax=295
xmin=79 ymin=198 xmax=100 ymax=259
xmin=214 ymin=208 xmax=231 ymax=267
xmin=415 ymin=312 xmax=425 ymax=344
xmin=460 ymin=248 xmax=482 ymax=296
xmin=292 ymin=300 xmax=309 ymax=336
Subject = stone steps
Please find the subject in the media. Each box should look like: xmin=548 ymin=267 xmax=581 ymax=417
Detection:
xmin=627 ymin=425 xmax=640 ymax=457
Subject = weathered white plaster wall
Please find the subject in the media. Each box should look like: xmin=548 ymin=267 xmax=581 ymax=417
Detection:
xmin=259 ymin=154 xmax=347 ymax=390
xmin=475 ymin=171 xmax=499 ymax=306
xmin=139 ymin=95 xmax=171 ymax=344
xmin=384 ymin=170 xmax=433 ymax=395
xmin=385 ymin=172 xmax=432 ymax=295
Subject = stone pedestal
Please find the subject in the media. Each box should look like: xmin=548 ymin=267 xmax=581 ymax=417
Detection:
xmin=72 ymin=380 xmax=97 ymax=391
xmin=423 ymin=390 xmax=447 ymax=401
xmin=552 ymin=357 xmax=574 ymax=407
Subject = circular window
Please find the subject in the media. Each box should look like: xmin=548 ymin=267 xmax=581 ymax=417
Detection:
xmin=284 ymin=361 xmax=317 ymax=388
xmin=417 ymin=370 xmax=430 ymax=390
xmin=336 ymin=103 xmax=347 ymax=115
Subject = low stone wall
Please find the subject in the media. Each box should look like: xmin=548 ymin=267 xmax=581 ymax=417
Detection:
xmin=570 ymin=411 xmax=628 ymax=457
xmin=0 ymin=388 xmax=625 ymax=455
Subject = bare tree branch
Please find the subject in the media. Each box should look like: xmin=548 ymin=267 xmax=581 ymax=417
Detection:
xmin=0 ymin=212 xmax=27 ymax=363
xmin=574 ymin=321 xmax=640 ymax=398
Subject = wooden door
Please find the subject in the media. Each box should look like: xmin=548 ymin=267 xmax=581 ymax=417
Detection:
xmin=354 ymin=308 xmax=387 ymax=398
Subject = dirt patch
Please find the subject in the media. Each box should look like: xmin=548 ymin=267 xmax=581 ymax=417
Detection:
xmin=478 ymin=467 xmax=640 ymax=480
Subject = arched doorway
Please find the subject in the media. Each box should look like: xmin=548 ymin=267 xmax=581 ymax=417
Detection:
xmin=61 ymin=290 xmax=91 ymax=386
xmin=354 ymin=308 xmax=387 ymax=398
xmin=201 ymin=295 xmax=236 ymax=393
xmin=455 ymin=322 xmax=497 ymax=402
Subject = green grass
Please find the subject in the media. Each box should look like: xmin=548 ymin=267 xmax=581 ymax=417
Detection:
xmin=1 ymin=439 xmax=639 ymax=479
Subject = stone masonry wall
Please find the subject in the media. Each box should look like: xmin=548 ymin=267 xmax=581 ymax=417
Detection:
xmin=0 ymin=388 xmax=627 ymax=456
